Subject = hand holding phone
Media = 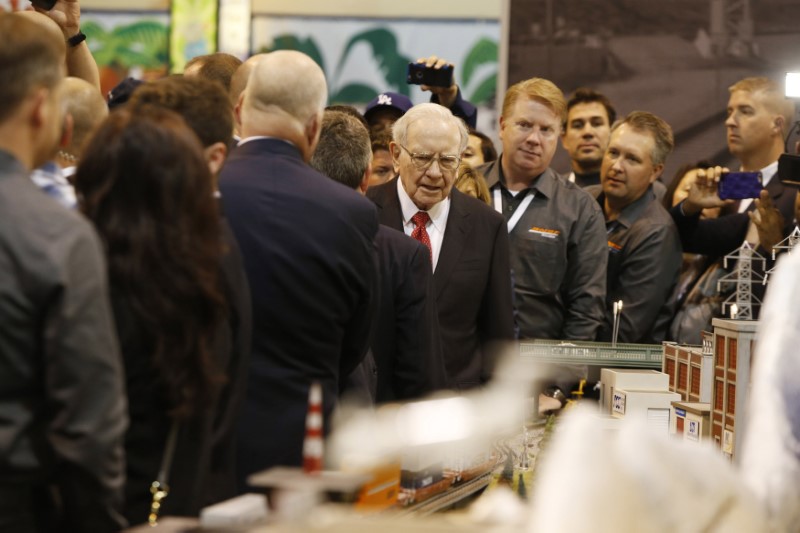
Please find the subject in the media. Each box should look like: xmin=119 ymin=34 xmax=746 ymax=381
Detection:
xmin=407 ymin=62 xmax=454 ymax=88
xmin=718 ymin=171 xmax=763 ymax=200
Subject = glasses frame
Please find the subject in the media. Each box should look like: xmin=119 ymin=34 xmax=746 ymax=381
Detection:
xmin=397 ymin=143 xmax=461 ymax=172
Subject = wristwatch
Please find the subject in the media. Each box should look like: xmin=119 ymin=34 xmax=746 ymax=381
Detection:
xmin=67 ymin=30 xmax=87 ymax=47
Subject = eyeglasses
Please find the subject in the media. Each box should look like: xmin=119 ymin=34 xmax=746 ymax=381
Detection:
xmin=398 ymin=144 xmax=461 ymax=172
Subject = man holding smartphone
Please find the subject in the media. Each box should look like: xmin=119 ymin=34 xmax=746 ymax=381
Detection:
xmin=364 ymin=55 xmax=477 ymax=131
xmin=24 ymin=0 xmax=100 ymax=90
xmin=670 ymin=77 xmax=797 ymax=317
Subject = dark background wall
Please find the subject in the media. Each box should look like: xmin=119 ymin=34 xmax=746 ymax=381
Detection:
xmin=507 ymin=0 xmax=800 ymax=184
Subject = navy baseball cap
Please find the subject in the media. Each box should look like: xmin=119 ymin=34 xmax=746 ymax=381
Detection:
xmin=364 ymin=92 xmax=413 ymax=122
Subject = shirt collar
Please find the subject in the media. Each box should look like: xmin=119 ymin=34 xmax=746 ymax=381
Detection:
xmin=396 ymin=177 xmax=450 ymax=231
xmin=237 ymin=135 xmax=296 ymax=148
xmin=758 ymin=160 xmax=779 ymax=187
xmin=487 ymin=155 xmax=556 ymax=199
xmin=598 ymin=186 xmax=656 ymax=228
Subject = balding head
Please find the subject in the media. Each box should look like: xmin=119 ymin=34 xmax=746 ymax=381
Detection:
xmin=230 ymin=54 xmax=264 ymax=108
xmin=239 ymin=51 xmax=327 ymax=161
xmin=242 ymin=50 xmax=327 ymax=126
xmin=61 ymin=77 xmax=107 ymax=161
xmin=13 ymin=10 xmax=65 ymax=45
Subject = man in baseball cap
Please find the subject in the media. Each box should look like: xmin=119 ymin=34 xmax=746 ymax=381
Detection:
xmin=364 ymin=91 xmax=413 ymax=130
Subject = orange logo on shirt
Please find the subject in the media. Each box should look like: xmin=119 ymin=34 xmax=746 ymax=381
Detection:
xmin=529 ymin=226 xmax=560 ymax=236
xmin=607 ymin=240 xmax=622 ymax=252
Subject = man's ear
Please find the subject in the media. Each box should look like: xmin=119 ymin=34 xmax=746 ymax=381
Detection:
xmin=650 ymin=163 xmax=664 ymax=184
xmin=305 ymin=112 xmax=322 ymax=160
xmin=774 ymin=115 xmax=785 ymax=136
xmin=358 ymin=167 xmax=371 ymax=195
xmin=390 ymin=141 xmax=402 ymax=173
xmin=204 ymin=141 xmax=228 ymax=177
xmin=59 ymin=112 xmax=74 ymax=150
xmin=234 ymin=92 xmax=245 ymax=133
xmin=29 ymin=87 xmax=49 ymax=129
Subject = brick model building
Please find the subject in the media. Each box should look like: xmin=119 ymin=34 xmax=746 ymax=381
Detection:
xmin=662 ymin=331 xmax=713 ymax=403
xmin=709 ymin=318 xmax=758 ymax=463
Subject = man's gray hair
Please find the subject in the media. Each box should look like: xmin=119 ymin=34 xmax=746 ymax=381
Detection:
xmin=392 ymin=103 xmax=469 ymax=153
xmin=310 ymin=110 xmax=371 ymax=190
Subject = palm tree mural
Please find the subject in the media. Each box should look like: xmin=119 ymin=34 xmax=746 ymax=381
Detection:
xmin=83 ymin=19 xmax=168 ymax=95
xmin=262 ymin=28 xmax=498 ymax=106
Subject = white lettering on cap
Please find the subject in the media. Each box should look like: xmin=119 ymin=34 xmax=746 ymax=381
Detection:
xmin=377 ymin=94 xmax=392 ymax=106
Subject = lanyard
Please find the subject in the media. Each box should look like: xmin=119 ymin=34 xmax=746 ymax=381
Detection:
xmin=493 ymin=188 xmax=535 ymax=233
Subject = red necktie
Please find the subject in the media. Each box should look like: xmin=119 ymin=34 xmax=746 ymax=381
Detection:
xmin=411 ymin=211 xmax=432 ymax=264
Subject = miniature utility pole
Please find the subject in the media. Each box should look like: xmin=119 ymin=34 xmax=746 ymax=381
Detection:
xmin=717 ymin=241 xmax=765 ymax=320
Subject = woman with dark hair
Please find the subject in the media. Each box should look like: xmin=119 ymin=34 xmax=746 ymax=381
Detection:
xmin=74 ymin=108 xmax=236 ymax=524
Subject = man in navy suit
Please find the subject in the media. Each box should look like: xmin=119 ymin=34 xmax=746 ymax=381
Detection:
xmin=311 ymin=109 xmax=447 ymax=402
xmin=368 ymin=103 xmax=515 ymax=390
xmin=671 ymin=77 xmax=797 ymax=316
xmin=218 ymin=51 xmax=379 ymax=487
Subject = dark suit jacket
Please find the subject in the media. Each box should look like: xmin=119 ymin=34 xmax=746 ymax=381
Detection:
xmin=372 ymin=225 xmax=447 ymax=401
xmin=367 ymin=180 xmax=515 ymax=389
xmin=670 ymin=175 xmax=796 ymax=258
xmin=218 ymin=139 xmax=378 ymax=487
xmin=669 ymin=175 xmax=797 ymax=312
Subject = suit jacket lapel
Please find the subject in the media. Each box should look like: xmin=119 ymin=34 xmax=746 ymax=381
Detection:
xmin=374 ymin=180 xmax=405 ymax=232
xmin=433 ymin=190 xmax=471 ymax=299
xmin=766 ymin=172 xmax=785 ymax=201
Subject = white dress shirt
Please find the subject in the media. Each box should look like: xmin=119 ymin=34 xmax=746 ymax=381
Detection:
xmin=738 ymin=160 xmax=778 ymax=213
xmin=397 ymin=178 xmax=450 ymax=272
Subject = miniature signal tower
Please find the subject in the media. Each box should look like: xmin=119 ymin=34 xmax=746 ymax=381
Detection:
xmin=716 ymin=241 xmax=765 ymax=319
xmin=764 ymin=226 xmax=800 ymax=283
xmin=709 ymin=318 xmax=758 ymax=463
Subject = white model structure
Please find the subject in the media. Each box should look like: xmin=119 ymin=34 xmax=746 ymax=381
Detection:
xmin=599 ymin=369 xmax=669 ymax=414
xmin=716 ymin=241 xmax=765 ymax=319
xmin=741 ymin=248 xmax=800 ymax=531
xmin=764 ymin=226 xmax=800 ymax=284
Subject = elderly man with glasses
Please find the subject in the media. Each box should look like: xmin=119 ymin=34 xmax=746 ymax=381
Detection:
xmin=367 ymin=103 xmax=514 ymax=390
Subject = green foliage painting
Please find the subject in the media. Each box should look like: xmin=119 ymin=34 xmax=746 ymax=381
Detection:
xmin=84 ymin=20 xmax=168 ymax=70
xmin=83 ymin=18 xmax=169 ymax=96
xmin=262 ymin=28 xmax=498 ymax=105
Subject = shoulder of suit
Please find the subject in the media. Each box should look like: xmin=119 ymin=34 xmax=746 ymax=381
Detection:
xmin=366 ymin=178 xmax=396 ymax=203
xmin=377 ymin=225 xmax=425 ymax=253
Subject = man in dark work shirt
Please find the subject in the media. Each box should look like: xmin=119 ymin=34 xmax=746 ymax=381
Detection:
xmin=587 ymin=111 xmax=682 ymax=343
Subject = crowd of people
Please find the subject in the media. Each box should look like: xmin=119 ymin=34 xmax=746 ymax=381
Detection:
xmin=2 ymin=2 xmax=799 ymax=531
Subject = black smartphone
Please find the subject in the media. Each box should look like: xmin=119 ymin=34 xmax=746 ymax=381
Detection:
xmin=778 ymin=153 xmax=800 ymax=187
xmin=406 ymin=62 xmax=454 ymax=88
xmin=30 ymin=0 xmax=57 ymax=10
xmin=718 ymin=171 xmax=763 ymax=200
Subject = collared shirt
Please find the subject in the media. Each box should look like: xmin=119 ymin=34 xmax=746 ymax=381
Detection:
xmin=590 ymin=186 xmax=682 ymax=344
xmin=738 ymin=160 xmax=778 ymax=213
xmin=396 ymin=177 xmax=450 ymax=272
xmin=30 ymin=161 xmax=76 ymax=209
xmin=479 ymin=156 xmax=607 ymax=341
xmin=237 ymin=135 xmax=296 ymax=148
